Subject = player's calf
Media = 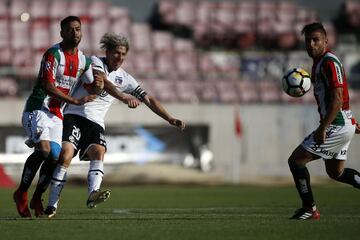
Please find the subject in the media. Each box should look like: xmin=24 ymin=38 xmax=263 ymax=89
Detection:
xmin=335 ymin=168 xmax=360 ymax=188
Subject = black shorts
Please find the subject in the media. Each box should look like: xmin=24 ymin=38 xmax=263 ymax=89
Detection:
xmin=62 ymin=114 xmax=107 ymax=160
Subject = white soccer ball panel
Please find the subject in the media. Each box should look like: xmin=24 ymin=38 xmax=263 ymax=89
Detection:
xmin=301 ymin=76 xmax=312 ymax=92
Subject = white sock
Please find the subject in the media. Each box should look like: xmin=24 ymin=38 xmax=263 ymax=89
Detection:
xmin=88 ymin=160 xmax=104 ymax=195
xmin=47 ymin=164 xmax=67 ymax=209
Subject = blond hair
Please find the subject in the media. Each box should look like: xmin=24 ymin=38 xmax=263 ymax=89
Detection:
xmin=100 ymin=32 xmax=129 ymax=52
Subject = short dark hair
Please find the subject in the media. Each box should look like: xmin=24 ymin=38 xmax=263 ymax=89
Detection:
xmin=301 ymin=22 xmax=327 ymax=36
xmin=60 ymin=16 xmax=81 ymax=30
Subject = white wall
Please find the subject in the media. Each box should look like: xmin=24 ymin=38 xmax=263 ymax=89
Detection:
xmin=2 ymin=99 xmax=360 ymax=183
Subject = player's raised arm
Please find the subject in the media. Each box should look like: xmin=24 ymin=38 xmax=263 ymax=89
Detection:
xmin=142 ymin=94 xmax=185 ymax=130
xmin=103 ymin=79 xmax=141 ymax=108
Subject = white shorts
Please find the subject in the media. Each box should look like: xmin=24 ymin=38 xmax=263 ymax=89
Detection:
xmin=301 ymin=124 xmax=356 ymax=160
xmin=22 ymin=110 xmax=63 ymax=146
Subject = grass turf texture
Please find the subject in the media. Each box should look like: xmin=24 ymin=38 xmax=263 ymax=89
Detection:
xmin=0 ymin=185 xmax=359 ymax=240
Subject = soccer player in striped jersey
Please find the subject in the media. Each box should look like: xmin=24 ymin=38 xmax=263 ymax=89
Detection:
xmin=13 ymin=16 xmax=102 ymax=218
xmin=44 ymin=32 xmax=185 ymax=218
xmin=288 ymin=22 xmax=360 ymax=220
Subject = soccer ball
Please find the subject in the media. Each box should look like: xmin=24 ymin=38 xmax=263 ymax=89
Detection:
xmin=282 ymin=68 xmax=311 ymax=97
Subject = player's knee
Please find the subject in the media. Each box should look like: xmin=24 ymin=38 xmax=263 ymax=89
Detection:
xmin=288 ymin=157 xmax=302 ymax=170
xmin=87 ymin=145 xmax=105 ymax=160
xmin=326 ymin=167 xmax=342 ymax=179
xmin=49 ymin=142 xmax=61 ymax=160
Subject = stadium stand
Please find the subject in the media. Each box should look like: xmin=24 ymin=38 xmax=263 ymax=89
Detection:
xmin=0 ymin=0 xmax=359 ymax=104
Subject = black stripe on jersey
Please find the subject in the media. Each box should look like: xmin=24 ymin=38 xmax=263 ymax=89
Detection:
xmin=130 ymin=86 xmax=147 ymax=101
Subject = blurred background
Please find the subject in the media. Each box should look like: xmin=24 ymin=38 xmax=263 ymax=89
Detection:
xmin=0 ymin=0 xmax=360 ymax=187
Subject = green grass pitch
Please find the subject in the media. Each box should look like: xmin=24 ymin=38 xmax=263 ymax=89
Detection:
xmin=0 ymin=185 xmax=359 ymax=240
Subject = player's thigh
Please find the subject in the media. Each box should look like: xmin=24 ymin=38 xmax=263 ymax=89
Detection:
xmin=58 ymin=142 xmax=76 ymax=167
xmin=302 ymin=124 xmax=355 ymax=160
xmin=289 ymin=144 xmax=318 ymax=166
xmin=62 ymin=114 xmax=81 ymax=151
xmin=48 ymin=115 xmax=63 ymax=146
xmin=79 ymin=123 xmax=106 ymax=161
xmin=22 ymin=110 xmax=53 ymax=143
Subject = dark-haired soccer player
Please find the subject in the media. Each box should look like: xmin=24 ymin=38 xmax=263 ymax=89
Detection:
xmin=13 ymin=16 xmax=102 ymax=218
xmin=288 ymin=22 xmax=360 ymax=220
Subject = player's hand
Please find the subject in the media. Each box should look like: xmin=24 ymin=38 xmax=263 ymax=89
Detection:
xmin=76 ymin=95 xmax=97 ymax=105
xmin=355 ymin=123 xmax=360 ymax=134
xmin=121 ymin=95 xmax=141 ymax=108
xmin=168 ymin=118 xmax=185 ymax=130
xmin=314 ymin=125 xmax=326 ymax=145
xmin=93 ymin=70 xmax=105 ymax=92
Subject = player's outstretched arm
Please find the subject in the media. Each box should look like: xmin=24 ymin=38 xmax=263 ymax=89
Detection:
xmin=103 ymin=79 xmax=140 ymax=108
xmin=43 ymin=80 xmax=96 ymax=105
xmin=355 ymin=123 xmax=360 ymax=134
xmin=143 ymin=94 xmax=185 ymax=130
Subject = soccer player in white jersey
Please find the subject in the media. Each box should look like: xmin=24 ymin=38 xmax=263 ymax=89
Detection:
xmin=44 ymin=32 xmax=186 ymax=218
xmin=13 ymin=16 xmax=103 ymax=218
xmin=288 ymin=22 xmax=360 ymax=220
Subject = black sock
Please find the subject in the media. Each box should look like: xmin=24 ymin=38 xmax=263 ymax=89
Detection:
xmin=336 ymin=168 xmax=360 ymax=188
xmin=289 ymin=164 xmax=315 ymax=208
xmin=18 ymin=150 xmax=47 ymax=192
xmin=34 ymin=158 xmax=57 ymax=195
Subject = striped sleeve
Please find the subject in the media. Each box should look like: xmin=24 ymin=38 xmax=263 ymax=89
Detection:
xmin=41 ymin=48 xmax=60 ymax=84
xmin=322 ymin=58 xmax=344 ymax=89
xmin=123 ymin=71 xmax=147 ymax=101
xmin=130 ymin=86 xmax=147 ymax=101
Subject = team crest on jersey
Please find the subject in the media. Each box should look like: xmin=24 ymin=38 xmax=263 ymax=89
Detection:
xmin=115 ymin=76 xmax=123 ymax=85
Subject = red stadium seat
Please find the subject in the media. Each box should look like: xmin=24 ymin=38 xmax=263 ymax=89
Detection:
xmin=152 ymin=31 xmax=174 ymax=52
xmin=0 ymin=19 xmax=9 ymax=49
xmin=10 ymin=20 xmax=30 ymax=49
xmin=31 ymin=20 xmax=50 ymax=50
xmin=29 ymin=0 xmax=49 ymax=20
xmin=90 ymin=18 xmax=110 ymax=51
xmin=175 ymin=80 xmax=200 ymax=103
xmin=0 ymin=0 xmax=8 ymax=18
xmin=151 ymin=79 xmax=178 ymax=102
xmin=216 ymin=81 xmax=239 ymax=103
xmin=49 ymin=19 xmax=61 ymax=44
xmin=176 ymin=0 xmax=196 ymax=27
xmin=49 ymin=0 xmax=68 ymax=20
xmin=0 ymin=77 xmax=18 ymax=97
xmin=236 ymin=80 xmax=260 ymax=103
xmin=214 ymin=1 xmax=237 ymax=31
xmin=132 ymin=51 xmax=156 ymax=78
xmin=158 ymin=0 xmax=177 ymax=25
xmin=89 ymin=0 xmax=110 ymax=19
xmin=110 ymin=7 xmax=132 ymax=38
xmin=68 ymin=0 xmax=89 ymax=20
xmin=0 ymin=47 xmax=11 ymax=65
xmin=174 ymin=49 xmax=198 ymax=79
xmin=155 ymin=50 xmax=177 ymax=79
xmin=257 ymin=80 xmax=281 ymax=103
xmin=198 ymin=81 xmax=219 ymax=103
xmin=9 ymin=0 xmax=28 ymax=19
xmin=78 ymin=19 xmax=92 ymax=54
xmin=131 ymin=23 xmax=152 ymax=51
